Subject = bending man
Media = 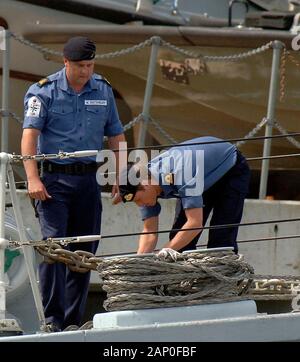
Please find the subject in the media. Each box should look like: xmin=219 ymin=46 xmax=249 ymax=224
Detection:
xmin=115 ymin=137 xmax=250 ymax=254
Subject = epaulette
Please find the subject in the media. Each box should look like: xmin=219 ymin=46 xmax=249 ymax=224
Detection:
xmin=98 ymin=76 xmax=111 ymax=87
xmin=37 ymin=78 xmax=50 ymax=88
xmin=164 ymin=173 xmax=174 ymax=185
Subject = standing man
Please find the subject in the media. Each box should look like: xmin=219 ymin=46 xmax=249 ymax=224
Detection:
xmin=21 ymin=37 xmax=125 ymax=332
xmin=115 ymin=137 xmax=250 ymax=254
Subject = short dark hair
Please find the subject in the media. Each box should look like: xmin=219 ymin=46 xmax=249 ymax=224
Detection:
xmin=118 ymin=163 xmax=139 ymax=203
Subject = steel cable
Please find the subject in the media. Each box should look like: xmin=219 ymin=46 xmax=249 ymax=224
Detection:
xmin=100 ymin=216 xmax=300 ymax=240
xmin=108 ymin=132 xmax=300 ymax=153
xmin=97 ymin=234 xmax=300 ymax=259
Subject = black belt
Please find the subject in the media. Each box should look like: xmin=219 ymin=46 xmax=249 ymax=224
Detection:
xmin=42 ymin=161 xmax=98 ymax=175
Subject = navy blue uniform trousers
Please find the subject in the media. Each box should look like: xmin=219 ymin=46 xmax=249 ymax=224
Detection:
xmin=36 ymin=172 xmax=101 ymax=330
xmin=170 ymin=151 xmax=251 ymax=254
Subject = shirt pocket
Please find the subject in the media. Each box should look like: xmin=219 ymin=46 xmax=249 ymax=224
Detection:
xmin=86 ymin=106 xmax=106 ymax=119
xmin=50 ymin=104 xmax=74 ymax=132
xmin=85 ymin=106 xmax=106 ymax=132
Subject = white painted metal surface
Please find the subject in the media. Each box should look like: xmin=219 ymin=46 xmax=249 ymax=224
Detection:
xmin=93 ymin=300 xmax=257 ymax=329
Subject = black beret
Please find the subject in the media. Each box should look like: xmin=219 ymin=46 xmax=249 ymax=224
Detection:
xmin=63 ymin=36 xmax=96 ymax=61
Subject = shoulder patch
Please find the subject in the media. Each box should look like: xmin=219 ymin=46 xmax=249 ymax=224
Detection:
xmin=37 ymin=78 xmax=50 ymax=88
xmin=26 ymin=96 xmax=41 ymax=117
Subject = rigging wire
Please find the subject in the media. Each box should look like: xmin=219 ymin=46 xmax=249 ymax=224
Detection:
xmin=100 ymin=216 xmax=300 ymax=239
xmin=96 ymin=234 xmax=300 ymax=258
xmin=110 ymin=132 xmax=300 ymax=153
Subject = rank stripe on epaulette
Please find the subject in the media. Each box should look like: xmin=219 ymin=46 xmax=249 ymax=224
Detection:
xmin=37 ymin=78 xmax=50 ymax=87
xmin=164 ymin=173 xmax=174 ymax=185
xmin=100 ymin=77 xmax=111 ymax=87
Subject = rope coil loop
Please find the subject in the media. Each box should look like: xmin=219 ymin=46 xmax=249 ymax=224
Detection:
xmin=97 ymin=249 xmax=254 ymax=312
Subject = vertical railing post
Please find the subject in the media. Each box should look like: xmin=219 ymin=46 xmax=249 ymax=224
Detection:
xmin=137 ymin=36 xmax=160 ymax=147
xmin=259 ymin=41 xmax=284 ymax=199
xmin=0 ymin=153 xmax=23 ymax=335
xmin=1 ymin=30 xmax=10 ymax=152
xmin=7 ymin=162 xmax=46 ymax=330
xmin=0 ymin=153 xmax=8 ymax=321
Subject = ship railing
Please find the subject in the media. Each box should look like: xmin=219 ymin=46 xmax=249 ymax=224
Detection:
xmin=1 ymin=139 xmax=300 ymax=331
xmin=2 ymin=31 xmax=296 ymax=198
xmin=1 ymin=30 xmax=300 ymax=332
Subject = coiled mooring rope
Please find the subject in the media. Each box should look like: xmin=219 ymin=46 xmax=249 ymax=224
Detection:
xmin=97 ymin=249 xmax=254 ymax=312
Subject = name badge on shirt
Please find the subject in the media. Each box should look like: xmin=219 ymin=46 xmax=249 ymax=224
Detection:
xmin=85 ymin=100 xmax=107 ymax=106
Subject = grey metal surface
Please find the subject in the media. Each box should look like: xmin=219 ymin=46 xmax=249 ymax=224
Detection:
xmin=2 ymin=309 xmax=300 ymax=341
xmin=93 ymin=301 xmax=257 ymax=328
xmin=23 ymin=23 xmax=297 ymax=49
xmin=37 ymin=0 xmax=256 ymax=25
xmin=249 ymin=0 xmax=298 ymax=11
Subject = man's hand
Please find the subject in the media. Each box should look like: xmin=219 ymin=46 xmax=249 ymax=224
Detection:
xmin=108 ymin=133 xmax=126 ymax=205
xmin=111 ymin=183 xmax=122 ymax=205
xmin=157 ymin=247 xmax=181 ymax=261
xmin=28 ymin=178 xmax=51 ymax=201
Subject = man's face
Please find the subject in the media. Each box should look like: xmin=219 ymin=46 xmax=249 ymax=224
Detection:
xmin=133 ymin=185 xmax=157 ymax=207
xmin=64 ymin=58 xmax=95 ymax=87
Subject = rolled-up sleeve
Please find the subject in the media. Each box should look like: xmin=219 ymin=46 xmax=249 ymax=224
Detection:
xmin=180 ymin=195 xmax=203 ymax=209
xmin=104 ymin=87 xmax=124 ymax=137
xmin=140 ymin=202 xmax=161 ymax=221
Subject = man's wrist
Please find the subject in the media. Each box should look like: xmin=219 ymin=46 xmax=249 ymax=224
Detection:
xmin=27 ymin=175 xmax=40 ymax=182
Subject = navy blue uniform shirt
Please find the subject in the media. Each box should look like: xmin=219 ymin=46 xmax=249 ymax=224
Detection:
xmin=140 ymin=137 xmax=237 ymax=220
xmin=23 ymin=68 xmax=124 ymax=164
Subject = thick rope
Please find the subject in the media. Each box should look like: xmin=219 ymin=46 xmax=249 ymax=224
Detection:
xmin=97 ymin=250 xmax=254 ymax=311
